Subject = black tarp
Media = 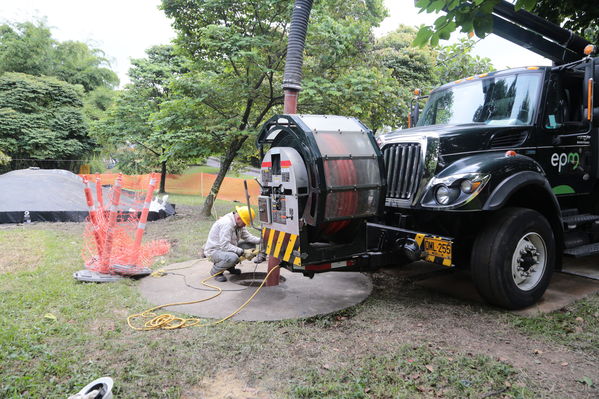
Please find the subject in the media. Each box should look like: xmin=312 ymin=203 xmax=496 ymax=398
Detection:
xmin=0 ymin=168 xmax=174 ymax=223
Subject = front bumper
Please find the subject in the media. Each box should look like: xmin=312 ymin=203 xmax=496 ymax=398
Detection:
xmin=269 ymin=222 xmax=454 ymax=274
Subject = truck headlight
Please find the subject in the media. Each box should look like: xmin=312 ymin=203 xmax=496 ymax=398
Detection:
xmin=435 ymin=185 xmax=459 ymax=205
xmin=460 ymin=179 xmax=474 ymax=194
xmin=422 ymin=173 xmax=490 ymax=209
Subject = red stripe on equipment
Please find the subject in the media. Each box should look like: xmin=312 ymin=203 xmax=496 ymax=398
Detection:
xmin=281 ymin=160 xmax=292 ymax=167
xmin=305 ymin=263 xmax=331 ymax=271
xmin=261 ymin=162 xmax=272 ymax=167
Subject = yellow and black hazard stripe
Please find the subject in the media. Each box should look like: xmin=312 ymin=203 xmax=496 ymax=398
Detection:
xmin=414 ymin=233 xmax=453 ymax=267
xmin=262 ymin=227 xmax=301 ymax=266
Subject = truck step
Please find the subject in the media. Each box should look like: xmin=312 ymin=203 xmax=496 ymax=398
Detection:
xmin=561 ymin=208 xmax=579 ymax=217
xmin=563 ymin=232 xmax=589 ymax=249
xmin=562 ymin=213 xmax=599 ymax=226
xmin=563 ymin=243 xmax=599 ymax=257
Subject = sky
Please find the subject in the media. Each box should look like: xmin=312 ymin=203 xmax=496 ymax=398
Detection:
xmin=0 ymin=0 xmax=552 ymax=87
xmin=0 ymin=0 xmax=176 ymax=86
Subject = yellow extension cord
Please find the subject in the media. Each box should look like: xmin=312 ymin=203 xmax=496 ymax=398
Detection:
xmin=127 ymin=264 xmax=280 ymax=331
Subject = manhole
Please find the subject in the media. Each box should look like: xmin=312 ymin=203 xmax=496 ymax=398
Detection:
xmin=228 ymin=272 xmax=286 ymax=286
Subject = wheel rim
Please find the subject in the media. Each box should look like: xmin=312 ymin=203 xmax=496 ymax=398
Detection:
xmin=511 ymin=232 xmax=547 ymax=291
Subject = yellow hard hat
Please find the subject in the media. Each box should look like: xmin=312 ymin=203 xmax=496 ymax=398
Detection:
xmin=235 ymin=205 xmax=255 ymax=226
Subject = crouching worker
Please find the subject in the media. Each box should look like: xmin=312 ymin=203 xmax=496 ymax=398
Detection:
xmin=204 ymin=206 xmax=262 ymax=282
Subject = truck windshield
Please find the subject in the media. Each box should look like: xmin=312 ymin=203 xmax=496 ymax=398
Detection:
xmin=417 ymin=73 xmax=542 ymax=127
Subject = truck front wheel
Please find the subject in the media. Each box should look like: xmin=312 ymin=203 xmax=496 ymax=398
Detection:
xmin=471 ymin=207 xmax=554 ymax=309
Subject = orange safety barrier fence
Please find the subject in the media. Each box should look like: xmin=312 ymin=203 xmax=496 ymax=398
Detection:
xmin=81 ymin=174 xmax=170 ymax=275
xmin=79 ymin=172 xmax=261 ymax=202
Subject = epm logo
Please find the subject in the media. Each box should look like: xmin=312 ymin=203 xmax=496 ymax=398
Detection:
xmin=551 ymin=152 xmax=580 ymax=173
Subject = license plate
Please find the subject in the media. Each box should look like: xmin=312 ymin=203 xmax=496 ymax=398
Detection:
xmin=423 ymin=238 xmax=452 ymax=261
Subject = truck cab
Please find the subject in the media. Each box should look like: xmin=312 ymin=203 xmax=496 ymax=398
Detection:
xmin=374 ymin=56 xmax=598 ymax=309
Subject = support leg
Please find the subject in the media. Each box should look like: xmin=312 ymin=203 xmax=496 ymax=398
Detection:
xmin=266 ymin=256 xmax=281 ymax=286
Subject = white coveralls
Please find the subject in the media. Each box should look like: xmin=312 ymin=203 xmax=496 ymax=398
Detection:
xmin=204 ymin=212 xmax=261 ymax=276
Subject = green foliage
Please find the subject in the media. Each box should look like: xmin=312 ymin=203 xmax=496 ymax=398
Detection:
xmin=414 ymin=0 xmax=599 ymax=46
xmin=161 ymin=0 xmax=293 ymax=132
xmin=160 ymin=0 xmax=393 ymax=214
xmin=300 ymin=3 xmax=399 ymax=130
xmin=82 ymin=86 xmax=116 ymax=122
xmin=372 ymin=26 xmax=437 ymax=127
xmin=414 ymin=0 xmax=504 ymax=46
xmin=92 ymin=45 xmax=200 ymax=177
xmin=530 ymin=1 xmax=599 ymax=43
xmin=0 ymin=19 xmax=118 ymax=156
xmin=111 ymin=146 xmax=188 ymax=175
xmin=0 ymin=149 xmax=10 ymax=165
xmin=0 ymin=21 xmax=54 ymax=76
xmin=52 ymin=40 xmax=119 ymax=92
xmin=0 ymin=20 xmax=118 ymax=92
xmin=0 ymin=72 xmax=92 ymax=162
xmin=434 ymin=37 xmax=494 ymax=84
xmin=376 ymin=27 xmax=436 ymax=87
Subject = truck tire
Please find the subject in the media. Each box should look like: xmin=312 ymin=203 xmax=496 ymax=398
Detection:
xmin=471 ymin=207 xmax=554 ymax=309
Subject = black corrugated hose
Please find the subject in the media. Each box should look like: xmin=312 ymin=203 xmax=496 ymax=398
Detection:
xmin=282 ymin=0 xmax=314 ymax=92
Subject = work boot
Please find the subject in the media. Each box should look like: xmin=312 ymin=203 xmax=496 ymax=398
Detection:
xmin=214 ymin=274 xmax=227 ymax=282
xmin=227 ymin=267 xmax=241 ymax=275
xmin=253 ymin=253 xmax=266 ymax=264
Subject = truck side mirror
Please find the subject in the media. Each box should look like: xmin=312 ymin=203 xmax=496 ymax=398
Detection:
xmin=409 ymin=100 xmax=420 ymax=128
xmin=408 ymin=90 xmax=428 ymax=128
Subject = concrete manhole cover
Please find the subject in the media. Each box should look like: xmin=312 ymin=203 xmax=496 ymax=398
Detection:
xmin=229 ymin=272 xmax=286 ymax=286
xmin=138 ymin=259 xmax=373 ymax=321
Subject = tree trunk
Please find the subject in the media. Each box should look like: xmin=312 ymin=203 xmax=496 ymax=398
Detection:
xmin=200 ymin=137 xmax=247 ymax=218
xmin=159 ymin=160 xmax=167 ymax=194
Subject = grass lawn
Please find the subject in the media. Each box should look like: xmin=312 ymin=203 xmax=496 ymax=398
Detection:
xmin=0 ymin=201 xmax=597 ymax=398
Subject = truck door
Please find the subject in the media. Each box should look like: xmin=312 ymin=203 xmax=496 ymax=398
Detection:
xmin=537 ymin=71 xmax=594 ymax=196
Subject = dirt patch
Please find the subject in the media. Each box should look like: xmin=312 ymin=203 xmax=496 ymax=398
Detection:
xmin=344 ymin=272 xmax=599 ymax=398
xmin=0 ymin=230 xmax=45 ymax=273
xmin=181 ymin=373 xmax=270 ymax=399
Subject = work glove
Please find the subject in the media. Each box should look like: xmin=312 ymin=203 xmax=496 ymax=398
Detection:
xmin=240 ymin=248 xmax=259 ymax=261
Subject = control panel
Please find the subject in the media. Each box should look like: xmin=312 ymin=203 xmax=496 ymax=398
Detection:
xmin=259 ymin=147 xmax=308 ymax=235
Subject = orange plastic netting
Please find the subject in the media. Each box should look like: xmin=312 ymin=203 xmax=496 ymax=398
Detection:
xmin=81 ymin=175 xmax=170 ymax=275
xmin=79 ymin=172 xmax=260 ymax=202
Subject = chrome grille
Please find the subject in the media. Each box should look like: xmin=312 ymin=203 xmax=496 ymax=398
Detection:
xmin=383 ymin=143 xmax=422 ymax=200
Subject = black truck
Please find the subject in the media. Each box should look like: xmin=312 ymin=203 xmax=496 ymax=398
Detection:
xmin=255 ymin=0 xmax=598 ymax=309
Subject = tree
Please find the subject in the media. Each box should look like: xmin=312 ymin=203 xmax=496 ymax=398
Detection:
xmin=300 ymin=3 xmax=401 ymax=130
xmin=370 ymin=27 xmax=492 ymax=127
xmin=0 ymin=19 xmax=119 ymax=146
xmin=0 ymin=72 xmax=92 ymax=168
xmin=434 ymin=37 xmax=494 ymax=84
xmin=376 ymin=27 xmax=437 ymax=88
xmin=0 ymin=20 xmax=119 ymax=91
xmin=161 ymin=0 xmax=393 ymax=217
xmin=83 ymin=86 xmax=117 ymax=122
xmin=414 ymin=0 xmax=599 ymax=46
xmin=372 ymin=26 xmax=437 ymax=126
xmin=0 ymin=21 xmax=54 ymax=76
xmin=52 ymin=40 xmax=119 ymax=92
xmin=531 ymin=1 xmax=599 ymax=44
xmin=92 ymin=45 xmax=201 ymax=192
